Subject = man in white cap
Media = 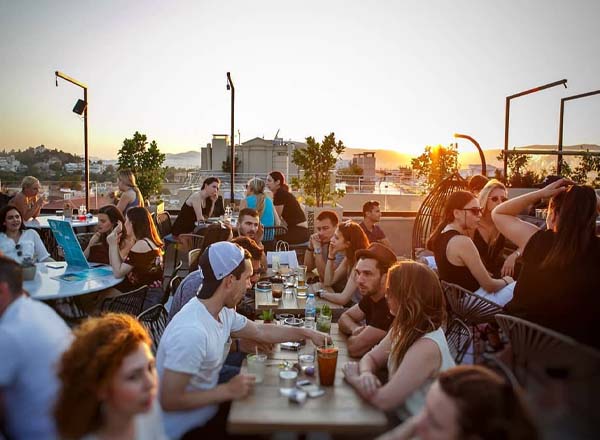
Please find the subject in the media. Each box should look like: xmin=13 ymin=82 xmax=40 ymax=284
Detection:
xmin=157 ymin=241 xmax=330 ymax=439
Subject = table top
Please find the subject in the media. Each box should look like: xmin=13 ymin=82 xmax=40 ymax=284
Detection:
xmin=255 ymin=285 xmax=345 ymax=315
xmin=23 ymin=262 xmax=123 ymax=301
xmin=25 ymin=215 xmax=98 ymax=229
xmin=227 ymin=324 xmax=387 ymax=435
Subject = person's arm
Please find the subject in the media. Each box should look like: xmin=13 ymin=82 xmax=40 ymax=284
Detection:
xmin=343 ymin=332 xmax=392 ymax=398
xmin=30 ymin=230 xmax=52 ymax=262
xmin=274 ymin=204 xmax=284 ymax=218
xmin=83 ymin=232 xmax=102 ymax=258
xmin=10 ymin=194 xmax=35 ymax=221
xmin=190 ymin=194 xmax=206 ymax=223
xmin=347 ymin=326 xmax=388 ymax=358
xmin=449 ymin=236 xmax=512 ymax=293
xmin=323 ymin=256 xmax=346 ymax=288
xmin=379 ymin=237 xmax=392 ymax=248
xmin=338 ymin=304 xmax=365 ymax=335
xmin=232 ymin=320 xmax=331 ymax=347
xmin=375 ymin=416 xmax=420 ymax=440
xmin=106 ymin=222 xmax=134 ymax=278
xmin=492 ymin=179 xmax=570 ymax=250
xmin=115 ymin=190 xmax=134 ymax=214
xmin=273 ymin=202 xmax=282 ymax=226
xmin=500 ymin=247 xmax=522 ymax=278
xmin=322 ymin=264 xmax=357 ymax=305
xmin=160 ymin=369 xmax=253 ymax=411
xmin=238 ymin=198 xmax=248 ymax=210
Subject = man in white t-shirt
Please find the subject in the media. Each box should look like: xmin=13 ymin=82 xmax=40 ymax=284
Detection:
xmin=0 ymin=255 xmax=72 ymax=439
xmin=157 ymin=241 xmax=330 ymax=439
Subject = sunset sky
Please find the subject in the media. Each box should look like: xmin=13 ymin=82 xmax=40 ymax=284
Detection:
xmin=1 ymin=0 xmax=599 ymax=159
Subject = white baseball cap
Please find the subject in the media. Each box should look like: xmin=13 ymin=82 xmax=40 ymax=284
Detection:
xmin=198 ymin=241 xmax=245 ymax=298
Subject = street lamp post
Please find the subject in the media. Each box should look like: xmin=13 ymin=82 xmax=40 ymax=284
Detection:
xmin=55 ymin=70 xmax=90 ymax=211
xmin=226 ymin=72 xmax=235 ymax=205
xmin=454 ymin=133 xmax=486 ymax=176
xmin=557 ymin=89 xmax=600 ymax=174
xmin=503 ymin=79 xmax=567 ymax=181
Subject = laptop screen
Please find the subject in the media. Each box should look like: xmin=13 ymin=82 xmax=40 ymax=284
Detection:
xmin=48 ymin=219 xmax=91 ymax=270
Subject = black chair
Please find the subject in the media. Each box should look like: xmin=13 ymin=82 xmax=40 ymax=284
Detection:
xmin=47 ymin=297 xmax=89 ymax=328
xmin=262 ymin=226 xmax=288 ymax=243
xmin=161 ymin=275 xmax=183 ymax=305
xmin=137 ymin=304 xmax=168 ymax=354
xmin=155 ymin=212 xmax=173 ymax=239
xmin=445 ymin=317 xmax=472 ymax=364
xmin=76 ymin=232 xmax=96 ymax=250
xmin=173 ymin=233 xmax=204 ymax=272
xmin=100 ymin=285 xmax=148 ymax=316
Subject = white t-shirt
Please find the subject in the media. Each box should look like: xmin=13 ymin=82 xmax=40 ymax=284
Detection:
xmin=0 ymin=229 xmax=50 ymax=263
xmin=156 ymin=298 xmax=247 ymax=439
xmin=0 ymin=295 xmax=72 ymax=439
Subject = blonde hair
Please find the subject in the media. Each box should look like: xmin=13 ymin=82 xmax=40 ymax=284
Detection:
xmin=21 ymin=176 xmax=39 ymax=190
xmin=387 ymin=261 xmax=446 ymax=370
xmin=478 ymin=179 xmax=506 ymax=216
xmin=247 ymin=178 xmax=267 ymax=218
xmin=118 ymin=169 xmax=144 ymax=208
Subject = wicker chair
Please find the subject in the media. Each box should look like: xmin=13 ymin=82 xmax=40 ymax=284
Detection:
xmin=411 ymin=172 xmax=467 ymax=259
xmin=100 ymin=285 xmax=148 ymax=316
xmin=75 ymin=232 xmax=96 ymax=251
xmin=175 ymin=233 xmax=204 ymax=269
xmin=137 ymin=304 xmax=168 ymax=354
xmin=155 ymin=212 xmax=173 ymax=239
xmin=262 ymin=226 xmax=288 ymax=247
xmin=48 ymin=297 xmax=89 ymax=328
xmin=445 ymin=317 xmax=473 ymax=364
xmin=188 ymin=248 xmax=201 ymax=269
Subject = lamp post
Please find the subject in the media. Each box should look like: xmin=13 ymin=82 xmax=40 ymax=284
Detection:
xmin=557 ymin=89 xmax=600 ymax=174
xmin=226 ymin=72 xmax=235 ymax=205
xmin=503 ymin=79 xmax=567 ymax=182
xmin=454 ymin=133 xmax=486 ymax=177
xmin=55 ymin=70 xmax=90 ymax=211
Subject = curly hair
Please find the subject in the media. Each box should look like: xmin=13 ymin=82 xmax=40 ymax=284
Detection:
xmin=54 ymin=313 xmax=152 ymax=439
xmin=337 ymin=220 xmax=369 ymax=269
xmin=387 ymin=260 xmax=446 ymax=370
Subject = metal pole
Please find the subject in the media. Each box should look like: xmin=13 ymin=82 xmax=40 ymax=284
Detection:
xmin=454 ymin=133 xmax=486 ymax=177
xmin=557 ymin=89 xmax=600 ymax=174
xmin=226 ymin=72 xmax=235 ymax=205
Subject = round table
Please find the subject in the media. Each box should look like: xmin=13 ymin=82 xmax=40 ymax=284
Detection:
xmin=23 ymin=262 xmax=123 ymax=301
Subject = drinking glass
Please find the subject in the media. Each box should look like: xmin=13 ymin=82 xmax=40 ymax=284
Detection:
xmin=317 ymin=346 xmax=339 ymax=386
xmin=316 ymin=314 xmax=332 ymax=334
xmin=247 ymin=353 xmax=267 ymax=384
xmin=298 ymin=344 xmax=316 ymax=375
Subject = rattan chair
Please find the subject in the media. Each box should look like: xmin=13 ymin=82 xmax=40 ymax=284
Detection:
xmin=188 ymin=248 xmax=201 ymax=269
xmin=100 ymin=285 xmax=148 ymax=316
xmin=137 ymin=304 xmax=168 ymax=354
xmin=262 ymin=226 xmax=288 ymax=243
xmin=175 ymin=233 xmax=204 ymax=269
xmin=48 ymin=297 xmax=89 ymax=327
xmin=445 ymin=317 xmax=473 ymax=364
xmin=75 ymin=232 xmax=96 ymax=251
xmin=411 ymin=172 xmax=467 ymax=259
xmin=155 ymin=212 xmax=173 ymax=239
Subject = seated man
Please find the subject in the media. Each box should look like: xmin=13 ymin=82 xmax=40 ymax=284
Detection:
xmin=8 ymin=176 xmax=46 ymax=221
xmin=157 ymin=241 xmax=329 ymax=439
xmin=304 ymin=210 xmax=340 ymax=281
xmin=235 ymin=208 xmax=268 ymax=268
xmin=337 ymin=243 xmax=397 ymax=357
xmin=0 ymin=255 xmax=72 ymax=439
xmin=359 ymin=200 xmax=391 ymax=247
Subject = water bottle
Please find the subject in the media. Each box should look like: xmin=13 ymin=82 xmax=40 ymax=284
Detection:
xmin=305 ymin=293 xmax=317 ymax=329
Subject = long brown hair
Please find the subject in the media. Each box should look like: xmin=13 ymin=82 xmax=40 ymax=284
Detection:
xmin=541 ymin=184 xmax=598 ymax=269
xmin=126 ymin=206 xmax=163 ymax=247
xmin=426 ymin=190 xmax=476 ymax=251
xmin=118 ymin=169 xmax=144 ymax=208
xmin=54 ymin=314 xmax=152 ymax=439
xmin=269 ymin=171 xmax=289 ymax=192
xmin=97 ymin=204 xmax=127 ymax=247
xmin=387 ymin=260 xmax=446 ymax=369
xmin=438 ymin=365 xmax=539 ymax=439
xmin=337 ymin=220 xmax=369 ymax=269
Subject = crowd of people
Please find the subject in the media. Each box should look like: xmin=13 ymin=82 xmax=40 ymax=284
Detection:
xmin=2 ymin=168 xmax=598 ymax=439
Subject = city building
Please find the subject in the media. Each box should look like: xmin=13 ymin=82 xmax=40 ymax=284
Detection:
xmin=352 ymin=152 xmax=376 ymax=177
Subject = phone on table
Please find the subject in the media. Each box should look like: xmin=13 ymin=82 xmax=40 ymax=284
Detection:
xmin=296 ymin=379 xmax=325 ymax=398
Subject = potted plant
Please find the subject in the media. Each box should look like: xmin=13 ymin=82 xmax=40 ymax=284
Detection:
xmin=259 ymin=309 xmax=275 ymax=324
xmin=316 ymin=304 xmax=332 ymax=334
xmin=21 ymin=257 xmax=37 ymax=281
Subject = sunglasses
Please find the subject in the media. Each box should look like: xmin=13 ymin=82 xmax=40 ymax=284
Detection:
xmin=15 ymin=243 xmax=22 ymax=257
xmin=490 ymin=196 xmax=508 ymax=203
xmin=461 ymin=207 xmax=484 ymax=215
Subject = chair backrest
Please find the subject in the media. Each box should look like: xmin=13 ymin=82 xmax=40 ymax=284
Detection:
xmin=137 ymin=304 xmax=168 ymax=354
xmin=75 ymin=232 xmax=96 ymax=250
xmin=412 ymin=172 xmax=467 ymax=259
xmin=101 ymin=285 xmax=148 ymax=316
xmin=169 ymin=276 xmax=183 ymax=298
xmin=49 ymin=297 xmax=89 ymax=328
xmin=441 ymin=281 xmax=503 ymax=325
xmin=188 ymin=248 xmax=201 ymax=269
xmin=178 ymin=233 xmax=204 ymax=255
xmin=155 ymin=212 xmax=172 ymax=238
xmin=445 ymin=317 xmax=473 ymax=364
xmin=262 ymin=226 xmax=288 ymax=243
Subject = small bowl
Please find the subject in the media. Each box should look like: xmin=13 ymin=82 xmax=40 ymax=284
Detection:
xmin=283 ymin=317 xmax=304 ymax=327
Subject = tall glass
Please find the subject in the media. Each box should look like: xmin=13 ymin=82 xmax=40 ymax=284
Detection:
xmin=247 ymin=353 xmax=267 ymax=383
xmin=296 ymin=265 xmax=308 ymax=298
xmin=317 ymin=346 xmax=339 ymax=386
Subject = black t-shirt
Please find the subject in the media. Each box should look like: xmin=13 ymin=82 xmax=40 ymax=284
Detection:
xmin=473 ymin=229 xmax=506 ymax=278
xmin=273 ymin=188 xmax=306 ymax=228
xmin=506 ymin=230 xmax=600 ymax=349
xmin=358 ymin=296 xmax=394 ymax=331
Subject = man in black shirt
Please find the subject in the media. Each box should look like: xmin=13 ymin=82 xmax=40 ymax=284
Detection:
xmin=338 ymin=243 xmax=397 ymax=357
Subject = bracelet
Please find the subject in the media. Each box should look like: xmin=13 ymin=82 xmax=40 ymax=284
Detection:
xmin=501 ymin=277 xmax=509 ymax=286
xmin=307 ymin=247 xmax=314 ymax=253
xmin=514 ymin=250 xmax=521 ymax=258
xmin=327 ymin=257 xmax=336 ymax=261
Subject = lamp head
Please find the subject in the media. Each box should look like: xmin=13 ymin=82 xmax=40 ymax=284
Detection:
xmin=227 ymin=83 xmax=230 ymax=91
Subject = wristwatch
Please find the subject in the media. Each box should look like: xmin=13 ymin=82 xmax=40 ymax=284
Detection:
xmin=313 ymin=247 xmax=321 ymax=255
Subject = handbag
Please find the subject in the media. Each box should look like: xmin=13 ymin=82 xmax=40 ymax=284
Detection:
xmin=266 ymin=240 xmax=299 ymax=269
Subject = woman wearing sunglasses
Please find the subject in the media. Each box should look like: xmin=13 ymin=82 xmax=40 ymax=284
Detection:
xmin=475 ymin=180 xmax=520 ymax=278
xmin=427 ymin=191 xmax=514 ymax=305
xmin=0 ymin=205 xmax=52 ymax=264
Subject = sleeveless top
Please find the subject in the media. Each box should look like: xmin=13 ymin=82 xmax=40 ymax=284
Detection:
xmin=387 ymin=328 xmax=455 ymax=418
xmin=433 ymin=230 xmax=480 ymax=292
xmin=473 ymin=228 xmax=506 ymax=278
xmin=171 ymin=198 xmax=196 ymax=236
xmin=87 ymin=241 xmax=110 ymax=265
xmin=120 ymin=238 xmax=163 ymax=291
xmin=124 ymin=189 xmax=142 ymax=213
xmin=245 ymin=194 xmax=275 ymax=227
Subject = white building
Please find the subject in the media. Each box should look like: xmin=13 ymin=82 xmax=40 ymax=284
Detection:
xmin=0 ymin=156 xmax=22 ymax=172
xmin=64 ymin=162 xmax=85 ymax=173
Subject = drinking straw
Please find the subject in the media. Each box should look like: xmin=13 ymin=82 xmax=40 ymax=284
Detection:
xmin=255 ymin=346 xmax=259 ymax=357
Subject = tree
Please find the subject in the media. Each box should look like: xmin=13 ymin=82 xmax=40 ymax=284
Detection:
xmin=411 ymin=144 xmax=459 ymax=188
xmin=117 ymin=131 xmax=166 ymax=199
xmin=292 ymin=132 xmax=345 ymax=207
xmin=496 ymin=150 xmax=542 ymax=188
xmin=337 ymin=163 xmax=363 ymax=176
xmin=569 ymin=154 xmax=600 ymax=187
xmin=221 ymin=154 xmax=242 ymax=173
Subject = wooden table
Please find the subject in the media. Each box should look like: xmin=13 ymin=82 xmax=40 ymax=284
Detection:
xmin=227 ymin=324 xmax=388 ymax=435
xmin=255 ymin=285 xmax=345 ymax=316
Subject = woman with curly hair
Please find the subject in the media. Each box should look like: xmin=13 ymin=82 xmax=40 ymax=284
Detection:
xmin=343 ymin=260 xmax=455 ymax=419
xmin=320 ymin=220 xmax=369 ymax=305
xmin=54 ymin=313 xmax=166 ymax=439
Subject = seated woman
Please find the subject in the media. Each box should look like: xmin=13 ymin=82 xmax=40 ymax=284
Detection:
xmin=8 ymin=176 xmax=46 ymax=221
xmin=493 ymin=179 xmax=600 ymax=349
xmin=343 ymin=260 xmax=455 ymax=420
xmin=0 ymin=205 xmax=52 ymax=263
xmin=54 ymin=313 xmax=166 ymax=439
xmin=83 ymin=205 xmax=133 ymax=264
xmin=475 ymin=179 xmax=520 ymax=278
xmin=320 ymin=220 xmax=369 ymax=306
xmin=107 ymin=207 xmax=164 ymax=300
xmin=427 ymin=190 xmax=514 ymax=306
xmin=115 ymin=169 xmax=145 ymax=215
xmin=376 ymin=365 xmax=538 ymax=440
xmin=171 ymin=177 xmax=225 ymax=236
xmin=239 ymin=177 xmax=280 ymax=230
xmin=266 ymin=171 xmax=309 ymax=244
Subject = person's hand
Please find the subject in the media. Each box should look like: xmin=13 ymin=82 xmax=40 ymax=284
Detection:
xmin=35 ymin=196 xmax=47 ymax=207
xmin=539 ymin=178 xmax=572 ymax=200
xmin=226 ymin=374 xmax=255 ymax=400
xmin=342 ymin=361 xmax=360 ymax=380
xmin=238 ymin=338 xmax=274 ymax=354
xmin=501 ymin=252 xmax=518 ymax=278
xmin=305 ymin=329 xmax=332 ymax=347
xmin=500 ymin=275 xmax=514 ymax=286
xmin=256 ymin=223 xmax=264 ymax=243
xmin=357 ymin=371 xmax=382 ymax=398
xmin=106 ymin=221 xmax=122 ymax=246
xmin=352 ymin=325 xmax=366 ymax=337
xmin=309 ymin=233 xmax=321 ymax=251
xmin=89 ymin=232 xmax=102 ymax=247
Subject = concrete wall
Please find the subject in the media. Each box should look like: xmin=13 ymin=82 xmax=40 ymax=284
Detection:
xmin=345 ymin=216 xmax=415 ymax=258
